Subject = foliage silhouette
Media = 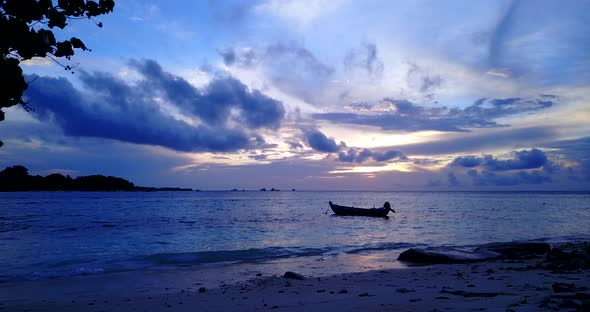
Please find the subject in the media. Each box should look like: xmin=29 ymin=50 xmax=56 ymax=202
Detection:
xmin=0 ymin=0 xmax=115 ymax=147
xmin=0 ymin=165 xmax=193 ymax=191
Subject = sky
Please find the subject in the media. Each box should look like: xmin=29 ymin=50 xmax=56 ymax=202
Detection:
xmin=1 ymin=0 xmax=589 ymax=190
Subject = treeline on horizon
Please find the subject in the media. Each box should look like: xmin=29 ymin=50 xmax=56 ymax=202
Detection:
xmin=0 ymin=165 xmax=192 ymax=192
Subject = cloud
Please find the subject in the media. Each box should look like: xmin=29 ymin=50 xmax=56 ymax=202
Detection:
xmin=467 ymin=169 xmax=551 ymax=186
xmin=219 ymin=48 xmax=236 ymax=66
xmin=255 ymin=0 xmax=345 ymax=30
xmin=489 ymin=0 xmax=520 ymax=69
xmin=486 ymin=0 xmax=590 ymax=84
xmin=484 ymin=148 xmax=547 ymax=171
xmin=426 ymin=179 xmax=442 ymax=187
xmin=314 ymin=96 xmax=554 ymax=132
xmin=338 ymin=147 xmax=406 ymax=163
xmin=286 ymin=140 xmax=304 ymax=150
xmin=344 ymin=42 xmax=384 ymax=79
xmin=130 ymin=59 xmax=285 ymax=129
xmin=546 ymin=136 xmax=590 ymax=160
xmin=399 ymin=127 xmax=557 ymax=156
xmin=406 ymin=63 xmax=443 ymax=95
xmin=450 ymin=156 xmax=481 ymax=168
xmin=447 ymin=172 xmax=460 ymax=187
xmin=24 ymin=60 xmax=285 ymax=152
xmin=302 ymin=128 xmax=339 ymax=153
xmin=248 ymin=154 xmax=268 ymax=161
xmin=544 ymin=136 xmax=590 ymax=181
xmin=301 ymin=128 xmax=406 ymax=163
xmin=451 ymin=148 xmax=547 ymax=171
xmin=220 ymin=44 xmax=334 ymax=102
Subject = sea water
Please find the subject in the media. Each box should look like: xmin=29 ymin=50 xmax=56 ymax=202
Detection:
xmin=0 ymin=191 xmax=589 ymax=281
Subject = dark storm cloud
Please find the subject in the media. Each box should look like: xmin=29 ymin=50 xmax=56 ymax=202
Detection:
xmin=451 ymin=148 xmax=547 ymax=171
xmin=301 ymin=128 xmax=406 ymax=163
xmin=485 ymin=148 xmax=547 ymax=171
xmin=467 ymin=169 xmax=551 ymax=186
xmin=303 ymin=129 xmax=339 ymax=153
xmin=24 ymin=60 xmax=285 ymax=152
xmin=344 ymin=42 xmax=384 ymax=79
xmin=314 ymin=97 xmax=554 ymax=132
xmin=450 ymin=156 xmax=481 ymax=168
xmin=337 ymin=148 xmax=406 ymax=163
xmin=130 ymin=59 xmax=285 ymax=129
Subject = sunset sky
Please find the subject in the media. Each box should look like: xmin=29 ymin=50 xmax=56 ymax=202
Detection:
xmin=1 ymin=0 xmax=589 ymax=190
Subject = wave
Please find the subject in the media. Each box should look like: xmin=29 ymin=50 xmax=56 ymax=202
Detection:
xmin=4 ymin=234 xmax=589 ymax=282
xmin=0 ymin=242 xmax=419 ymax=282
xmin=138 ymin=246 xmax=335 ymax=267
xmin=344 ymin=242 xmax=424 ymax=254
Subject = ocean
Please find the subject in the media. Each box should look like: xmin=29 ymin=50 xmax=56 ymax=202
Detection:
xmin=1 ymin=191 xmax=589 ymax=282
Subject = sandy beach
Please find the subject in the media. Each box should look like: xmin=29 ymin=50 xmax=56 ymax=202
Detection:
xmin=2 ymin=242 xmax=589 ymax=311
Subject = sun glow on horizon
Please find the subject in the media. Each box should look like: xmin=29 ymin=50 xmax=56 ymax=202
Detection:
xmin=329 ymin=162 xmax=413 ymax=174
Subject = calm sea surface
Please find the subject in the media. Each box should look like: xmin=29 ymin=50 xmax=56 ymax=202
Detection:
xmin=0 ymin=191 xmax=589 ymax=281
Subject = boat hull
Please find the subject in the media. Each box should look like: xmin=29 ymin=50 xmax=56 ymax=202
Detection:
xmin=329 ymin=202 xmax=390 ymax=217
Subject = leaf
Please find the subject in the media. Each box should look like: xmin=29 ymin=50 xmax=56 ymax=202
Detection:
xmin=70 ymin=37 xmax=87 ymax=50
xmin=38 ymin=29 xmax=56 ymax=46
xmin=99 ymin=0 xmax=115 ymax=12
xmin=85 ymin=0 xmax=100 ymax=16
xmin=54 ymin=41 xmax=74 ymax=58
xmin=47 ymin=9 xmax=67 ymax=29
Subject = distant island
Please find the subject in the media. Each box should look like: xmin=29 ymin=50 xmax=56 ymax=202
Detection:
xmin=0 ymin=165 xmax=192 ymax=192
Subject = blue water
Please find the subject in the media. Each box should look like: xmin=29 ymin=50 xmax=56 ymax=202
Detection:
xmin=0 ymin=191 xmax=589 ymax=281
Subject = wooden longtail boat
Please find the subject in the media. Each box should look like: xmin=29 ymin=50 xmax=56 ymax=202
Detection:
xmin=328 ymin=201 xmax=394 ymax=217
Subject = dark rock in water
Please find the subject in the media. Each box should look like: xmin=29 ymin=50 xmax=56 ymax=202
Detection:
xmin=398 ymin=247 xmax=501 ymax=264
xmin=338 ymin=289 xmax=348 ymax=294
xmin=476 ymin=242 xmax=550 ymax=259
xmin=283 ymin=271 xmax=305 ymax=280
xmin=198 ymin=287 xmax=206 ymax=293
xmin=545 ymin=242 xmax=590 ymax=271
xmin=396 ymin=288 xmax=416 ymax=293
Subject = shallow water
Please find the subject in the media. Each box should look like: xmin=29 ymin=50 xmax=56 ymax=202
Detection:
xmin=0 ymin=191 xmax=588 ymax=280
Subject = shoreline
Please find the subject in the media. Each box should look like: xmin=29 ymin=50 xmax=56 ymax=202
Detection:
xmin=2 ymin=242 xmax=589 ymax=311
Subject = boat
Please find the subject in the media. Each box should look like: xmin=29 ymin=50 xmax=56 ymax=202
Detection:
xmin=328 ymin=201 xmax=395 ymax=217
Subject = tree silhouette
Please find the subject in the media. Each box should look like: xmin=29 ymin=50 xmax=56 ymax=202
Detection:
xmin=0 ymin=0 xmax=115 ymax=147
xmin=0 ymin=165 xmax=193 ymax=191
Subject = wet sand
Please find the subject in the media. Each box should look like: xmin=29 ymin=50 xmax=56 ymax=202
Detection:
xmin=2 ymin=245 xmax=589 ymax=311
